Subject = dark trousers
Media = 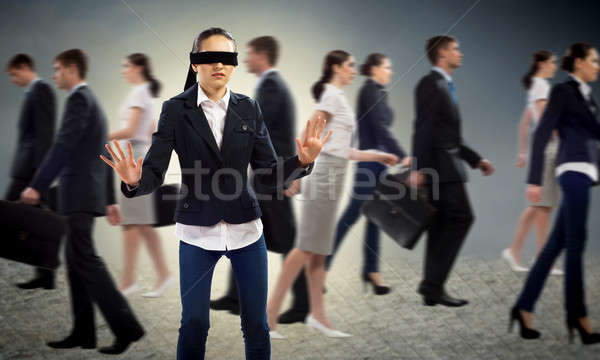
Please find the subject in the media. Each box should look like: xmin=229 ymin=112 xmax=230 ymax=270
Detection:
xmin=418 ymin=181 xmax=474 ymax=296
xmin=326 ymin=161 xmax=385 ymax=274
xmin=65 ymin=212 xmax=144 ymax=341
xmin=4 ymin=176 xmax=54 ymax=280
xmin=516 ymin=171 xmax=591 ymax=320
xmin=225 ymin=196 xmax=308 ymax=313
xmin=178 ymin=236 xmax=270 ymax=360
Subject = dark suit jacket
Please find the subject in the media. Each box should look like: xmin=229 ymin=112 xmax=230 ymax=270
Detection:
xmin=357 ymin=78 xmax=406 ymax=158
xmin=412 ymin=70 xmax=482 ymax=183
xmin=121 ymin=83 xmax=313 ymax=226
xmin=253 ymin=70 xmax=296 ymax=194
xmin=30 ymin=84 xmax=116 ymax=216
xmin=10 ymin=80 xmax=56 ymax=180
xmin=528 ymin=78 xmax=599 ymax=185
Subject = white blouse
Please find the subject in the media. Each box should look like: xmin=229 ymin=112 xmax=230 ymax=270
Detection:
xmin=315 ymin=83 xmax=356 ymax=159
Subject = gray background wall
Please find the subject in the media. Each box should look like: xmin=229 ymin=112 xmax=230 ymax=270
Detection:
xmin=1 ymin=0 xmax=599 ymax=265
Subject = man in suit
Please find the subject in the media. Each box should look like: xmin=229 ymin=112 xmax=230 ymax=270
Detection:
xmin=408 ymin=36 xmax=495 ymax=307
xmin=20 ymin=49 xmax=144 ymax=355
xmin=102 ymin=28 xmax=328 ymax=359
xmin=209 ymin=36 xmax=309 ymax=325
xmin=5 ymin=54 xmax=57 ymax=289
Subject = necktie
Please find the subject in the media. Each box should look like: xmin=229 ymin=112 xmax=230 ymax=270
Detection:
xmin=447 ymin=80 xmax=457 ymax=104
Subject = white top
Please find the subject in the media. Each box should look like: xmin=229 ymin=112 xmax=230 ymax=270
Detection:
xmin=315 ymin=83 xmax=356 ymax=159
xmin=555 ymin=74 xmax=597 ymax=182
xmin=174 ymin=84 xmax=263 ymax=251
xmin=119 ymin=82 xmax=155 ymax=143
xmin=527 ymin=77 xmax=551 ymax=124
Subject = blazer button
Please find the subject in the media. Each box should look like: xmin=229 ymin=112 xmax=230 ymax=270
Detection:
xmin=183 ymin=203 xmax=189 ymax=208
xmin=242 ymin=124 xmax=248 ymax=131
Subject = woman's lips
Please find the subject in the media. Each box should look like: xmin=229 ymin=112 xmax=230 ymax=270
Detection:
xmin=212 ymin=73 xmax=225 ymax=78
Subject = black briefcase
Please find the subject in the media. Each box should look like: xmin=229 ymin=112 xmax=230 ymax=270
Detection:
xmin=361 ymin=170 xmax=437 ymax=250
xmin=0 ymin=200 xmax=66 ymax=269
xmin=153 ymin=183 xmax=180 ymax=227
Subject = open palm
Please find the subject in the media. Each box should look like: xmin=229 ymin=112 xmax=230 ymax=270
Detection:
xmin=100 ymin=140 xmax=143 ymax=186
xmin=296 ymin=115 xmax=332 ymax=166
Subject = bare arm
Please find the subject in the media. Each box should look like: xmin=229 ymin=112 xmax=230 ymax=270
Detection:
xmin=109 ymin=107 xmax=143 ymax=140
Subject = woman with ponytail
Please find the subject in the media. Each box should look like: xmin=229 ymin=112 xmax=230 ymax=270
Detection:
xmin=108 ymin=53 xmax=174 ymax=298
xmin=267 ymin=50 xmax=399 ymax=339
xmin=511 ymin=43 xmax=600 ymax=344
xmin=502 ymin=50 xmax=560 ymax=274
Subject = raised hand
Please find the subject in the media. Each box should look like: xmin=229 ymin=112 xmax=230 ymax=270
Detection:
xmin=296 ymin=115 xmax=332 ymax=167
xmin=100 ymin=140 xmax=143 ymax=186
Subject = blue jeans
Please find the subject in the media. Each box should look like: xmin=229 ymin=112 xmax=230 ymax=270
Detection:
xmin=177 ymin=236 xmax=270 ymax=360
xmin=326 ymin=162 xmax=385 ymax=274
xmin=516 ymin=171 xmax=591 ymax=320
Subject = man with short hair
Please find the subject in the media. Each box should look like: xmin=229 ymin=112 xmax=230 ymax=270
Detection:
xmin=21 ymin=49 xmax=144 ymax=355
xmin=409 ymin=36 xmax=495 ymax=307
xmin=5 ymin=53 xmax=57 ymax=290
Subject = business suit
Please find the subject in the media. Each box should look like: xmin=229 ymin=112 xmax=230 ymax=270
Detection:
xmin=327 ymin=78 xmax=406 ymax=275
xmin=30 ymin=84 xmax=144 ymax=345
xmin=5 ymin=79 xmax=56 ymax=284
xmin=412 ymin=70 xmax=482 ymax=300
xmin=122 ymin=83 xmax=312 ymax=359
xmin=516 ymin=78 xmax=599 ymax=321
xmin=218 ymin=70 xmax=309 ymax=317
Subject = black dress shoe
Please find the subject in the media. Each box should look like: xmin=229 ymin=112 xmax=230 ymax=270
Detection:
xmin=47 ymin=334 xmax=96 ymax=349
xmin=16 ymin=276 xmax=55 ymax=290
xmin=210 ymin=296 xmax=240 ymax=314
xmin=278 ymin=309 xmax=308 ymax=324
xmin=422 ymin=292 xmax=469 ymax=307
xmin=98 ymin=331 xmax=144 ymax=355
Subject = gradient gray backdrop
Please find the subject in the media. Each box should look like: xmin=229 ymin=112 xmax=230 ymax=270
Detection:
xmin=1 ymin=0 xmax=600 ymax=266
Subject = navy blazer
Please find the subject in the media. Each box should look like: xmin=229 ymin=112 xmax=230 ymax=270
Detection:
xmin=10 ymin=80 xmax=56 ymax=180
xmin=528 ymin=79 xmax=599 ymax=185
xmin=121 ymin=83 xmax=313 ymax=226
xmin=357 ymin=78 xmax=406 ymax=158
xmin=30 ymin=85 xmax=116 ymax=216
xmin=412 ymin=71 xmax=482 ymax=183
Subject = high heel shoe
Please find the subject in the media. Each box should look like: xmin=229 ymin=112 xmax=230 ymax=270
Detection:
xmin=305 ymin=314 xmax=352 ymax=338
xmin=509 ymin=307 xmax=541 ymax=339
xmin=361 ymin=273 xmax=391 ymax=295
xmin=120 ymin=283 xmax=139 ymax=296
xmin=567 ymin=317 xmax=600 ymax=345
xmin=141 ymin=276 xmax=175 ymax=298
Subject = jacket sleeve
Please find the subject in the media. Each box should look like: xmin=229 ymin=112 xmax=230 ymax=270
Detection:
xmin=121 ymin=101 xmax=175 ymax=198
xmin=30 ymin=92 xmax=88 ymax=193
xmin=412 ymin=78 xmax=438 ymax=171
xmin=527 ymin=84 xmax=566 ymax=185
xmin=250 ymin=100 xmax=312 ymax=192
xmin=361 ymin=85 xmax=406 ymax=158
xmin=32 ymin=84 xmax=57 ymax=167
xmin=458 ymin=140 xmax=482 ymax=168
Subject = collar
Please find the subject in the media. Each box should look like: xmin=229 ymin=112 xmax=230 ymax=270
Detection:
xmin=258 ymin=68 xmax=276 ymax=82
xmin=69 ymin=82 xmax=87 ymax=95
xmin=325 ymin=82 xmax=344 ymax=95
xmin=570 ymin=74 xmax=592 ymax=99
xmin=197 ymin=84 xmax=230 ymax=109
xmin=432 ymin=66 xmax=453 ymax=82
xmin=366 ymin=77 xmax=385 ymax=89
xmin=25 ymin=77 xmax=40 ymax=93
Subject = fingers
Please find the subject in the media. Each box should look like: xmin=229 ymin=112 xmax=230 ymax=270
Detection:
xmin=114 ymin=140 xmax=126 ymax=161
xmin=137 ymin=157 xmax=143 ymax=173
xmin=127 ymin=141 xmax=135 ymax=166
xmin=313 ymin=115 xmax=322 ymax=138
xmin=316 ymin=115 xmax=326 ymax=138
xmin=303 ymin=119 xmax=311 ymax=144
xmin=105 ymin=143 xmax=121 ymax=162
xmin=100 ymin=155 xmax=116 ymax=168
xmin=321 ymin=130 xmax=333 ymax=145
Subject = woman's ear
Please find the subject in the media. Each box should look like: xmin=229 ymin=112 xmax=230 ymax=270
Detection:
xmin=191 ymin=64 xmax=199 ymax=73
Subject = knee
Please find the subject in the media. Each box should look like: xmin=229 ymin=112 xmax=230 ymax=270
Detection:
xmin=181 ymin=312 xmax=210 ymax=336
xmin=449 ymin=210 xmax=474 ymax=228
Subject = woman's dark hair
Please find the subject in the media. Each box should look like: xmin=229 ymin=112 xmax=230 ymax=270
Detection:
xmin=192 ymin=27 xmax=237 ymax=53
xmin=360 ymin=53 xmax=387 ymax=76
xmin=561 ymin=42 xmax=594 ymax=73
xmin=522 ymin=50 xmax=553 ymax=89
xmin=311 ymin=50 xmax=351 ymax=101
xmin=127 ymin=53 xmax=160 ymax=97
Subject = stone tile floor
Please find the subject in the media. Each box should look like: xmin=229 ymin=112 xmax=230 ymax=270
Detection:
xmin=2 ymin=250 xmax=600 ymax=359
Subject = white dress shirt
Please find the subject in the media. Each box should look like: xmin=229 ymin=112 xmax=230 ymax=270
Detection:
xmin=174 ymin=84 xmax=263 ymax=251
xmin=432 ymin=66 xmax=452 ymax=82
xmin=555 ymin=74 xmax=598 ymax=182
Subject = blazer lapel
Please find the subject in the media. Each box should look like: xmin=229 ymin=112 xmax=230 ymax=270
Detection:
xmin=568 ymin=80 xmax=596 ymax=121
xmin=219 ymin=92 xmax=242 ymax=159
xmin=182 ymin=83 xmax=222 ymax=162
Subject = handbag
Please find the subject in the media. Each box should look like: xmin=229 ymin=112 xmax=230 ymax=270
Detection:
xmin=0 ymin=200 xmax=66 ymax=269
xmin=153 ymin=183 xmax=180 ymax=227
xmin=361 ymin=169 xmax=437 ymax=250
